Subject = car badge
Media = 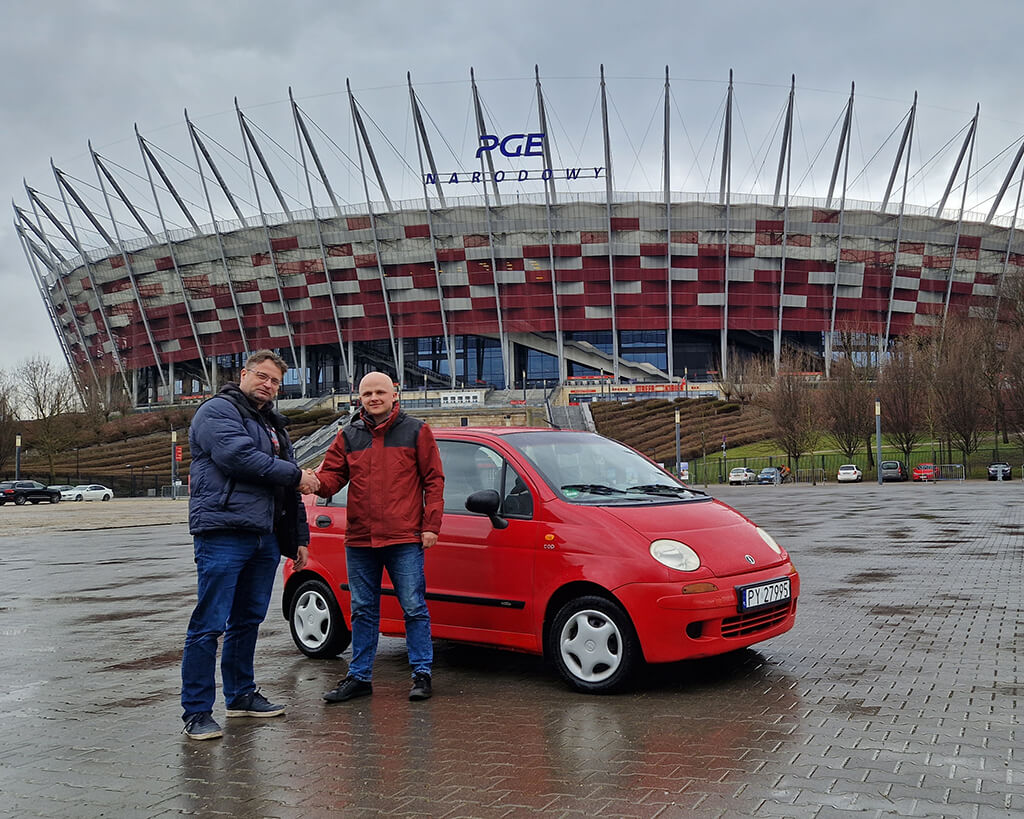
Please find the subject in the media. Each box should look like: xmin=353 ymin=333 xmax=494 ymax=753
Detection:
xmin=745 ymin=555 xmax=755 ymax=565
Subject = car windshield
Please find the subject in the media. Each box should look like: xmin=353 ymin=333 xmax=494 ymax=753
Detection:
xmin=504 ymin=431 xmax=705 ymax=505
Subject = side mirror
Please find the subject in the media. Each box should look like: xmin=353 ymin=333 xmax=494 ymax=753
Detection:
xmin=465 ymin=489 xmax=509 ymax=530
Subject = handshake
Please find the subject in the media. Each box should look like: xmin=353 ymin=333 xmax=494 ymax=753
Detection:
xmin=298 ymin=468 xmax=321 ymax=495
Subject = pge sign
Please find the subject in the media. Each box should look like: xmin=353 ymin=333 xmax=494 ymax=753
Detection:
xmin=476 ymin=132 xmax=545 ymax=159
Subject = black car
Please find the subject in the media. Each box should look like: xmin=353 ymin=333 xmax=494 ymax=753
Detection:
xmin=0 ymin=481 xmax=62 ymax=505
xmin=879 ymin=460 xmax=908 ymax=482
xmin=987 ymin=462 xmax=1013 ymax=481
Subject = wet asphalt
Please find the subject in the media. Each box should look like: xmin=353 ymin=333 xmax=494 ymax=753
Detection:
xmin=0 ymin=480 xmax=1021 ymax=818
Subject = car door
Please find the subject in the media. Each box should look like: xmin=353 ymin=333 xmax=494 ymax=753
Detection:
xmin=427 ymin=439 xmax=540 ymax=649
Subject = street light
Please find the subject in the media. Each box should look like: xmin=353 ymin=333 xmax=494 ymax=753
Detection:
xmin=74 ymin=447 xmax=80 ymax=482
xmin=522 ymin=370 xmax=527 ymax=403
xmin=171 ymin=430 xmax=178 ymax=501
xmin=15 ymin=434 xmax=21 ymax=480
xmin=126 ymin=464 xmax=134 ymax=498
xmin=674 ymin=408 xmax=681 ymax=479
xmin=875 ymin=398 xmax=883 ymax=485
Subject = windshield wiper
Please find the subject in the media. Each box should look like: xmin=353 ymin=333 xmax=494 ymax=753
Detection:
xmin=626 ymin=484 xmax=693 ymax=497
xmin=560 ymin=483 xmax=626 ymax=495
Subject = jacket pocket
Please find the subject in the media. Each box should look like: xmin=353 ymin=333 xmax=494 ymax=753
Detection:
xmin=217 ymin=478 xmax=236 ymax=510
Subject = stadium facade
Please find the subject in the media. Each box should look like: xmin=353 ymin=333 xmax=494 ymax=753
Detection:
xmin=13 ymin=70 xmax=1024 ymax=407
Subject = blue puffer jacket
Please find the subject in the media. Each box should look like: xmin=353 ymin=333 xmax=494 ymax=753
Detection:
xmin=188 ymin=384 xmax=309 ymax=556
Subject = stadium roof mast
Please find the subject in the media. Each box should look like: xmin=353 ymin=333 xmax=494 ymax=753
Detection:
xmin=12 ymin=208 xmax=91 ymax=399
xmin=993 ymin=145 xmax=1024 ymax=322
xmin=471 ymin=69 xmax=511 ymax=389
xmin=600 ymin=65 xmax=620 ymax=381
xmin=185 ymin=109 xmax=251 ymax=358
xmin=89 ymin=141 xmax=168 ymax=392
xmin=37 ymin=171 xmax=132 ymax=397
xmin=408 ymin=74 xmax=456 ymax=388
xmin=882 ymin=92 xmax=918 ymax=354
xmin=719 ymin=70 xmax=733 ymax=383
xmin=941 ymin=104 xmax=980 ymax=340
xmin=135 ymin=125 xmax=211 ymax=390
xmin=235 ymin=99 xmax=302 ymax=393
xmin=537 ymin=65 xmax=565 ymax=384
xmin=289 ymin=88 xmax=351 ymax=391
xmin=12 ymin=201 xmax=101 ymax=396
xmin=347 ymin=79 xmax=401 ymax=384
xmin=825 ymin=83 xmax=855 ymax=377
xmin=774 ymin=75 xmax=795 ymax=372
xmin=663 ymin=66 xmax=674 ymax=382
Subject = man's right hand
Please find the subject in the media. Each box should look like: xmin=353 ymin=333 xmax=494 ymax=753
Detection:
xmin=298 ymin=469 xmax=320 ymax=495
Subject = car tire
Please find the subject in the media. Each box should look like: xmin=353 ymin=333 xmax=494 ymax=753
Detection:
xmin=288 ymin=577 xmax=351 ymax=659
xmin=15 ymin=496 xmax=27 ymax=505
xmin=50 ymin=495 xmax=60 ymax=503
xmin=75 ymin=495 xmax=83 ymax=502
xmin=548 ymin=595 xmax=639 ymax=694
xmin=101 ymin=494 xmax=111 ymax=501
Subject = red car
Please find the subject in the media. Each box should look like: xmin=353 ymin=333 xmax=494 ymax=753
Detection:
xmin=913 ymin=463 xmax=938 ymax=482
xmin=282 ymin=428 xmax=799 ymax=693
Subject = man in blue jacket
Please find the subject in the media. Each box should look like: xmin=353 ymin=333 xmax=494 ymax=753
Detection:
xmin=180 ymin=350 xmax=319 ymax=740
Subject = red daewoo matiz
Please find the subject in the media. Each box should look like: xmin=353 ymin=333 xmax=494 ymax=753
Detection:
xmin=282 ymin=428 xmax=799 ymax=693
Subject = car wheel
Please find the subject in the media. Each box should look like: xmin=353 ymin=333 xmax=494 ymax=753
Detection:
xmin=50 ymin=495 xmax=60 ymax=503
xmin=16 ymin=496 xmax=28 ymax=505
xmin=289 ymin=577 xmax=351 ymax=659
xmin=75 ymin=495 xmax=83 ymax=502
xmin=101 ymin=494 xmax=111 ymax=501
xmin=548 ymin=595 xmax=639 ymax=693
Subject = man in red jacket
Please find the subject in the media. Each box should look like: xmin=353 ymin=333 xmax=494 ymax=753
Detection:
xmin=317 ymin=371 xmax=444 ymax=702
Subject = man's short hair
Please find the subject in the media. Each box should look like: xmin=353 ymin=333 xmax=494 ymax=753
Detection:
xmin=245 ymin=349 xmax=289 ymax=374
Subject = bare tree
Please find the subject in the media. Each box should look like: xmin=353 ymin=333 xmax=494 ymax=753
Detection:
xmin=821 ymin=357 xmax=875 ymax=462
xmin=758 ymin=351 xmax=822 ymax=475
xmin=15 ymin=357 xmax=81 ymax=483
xmin=934 ymin=317 xmax=991 ymax=465
xmin=0 ymin=370 xmax=17 ymax=474
xmin=879 ymin=334 xmax=932 ymax=465
xmin=718 ymin=351 xmax=772 ymax=406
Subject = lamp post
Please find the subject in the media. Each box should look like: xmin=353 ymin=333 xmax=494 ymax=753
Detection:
xmin=674 ymin=408 xmax=681 ymax=479
xmin=875 ymin=398 xmax=883 ymax=485
xmin=74 ymin=447 xmax=80 ymax=482
xmin=171 ymin=430 xmax=178 ymax=501
xmin=126 ymin=464 xmax=134 ymax=498
xmin=522 ymin=370 xmax=527 ymax=403
xmin=15 ymin=434 xmax=21 ymax=480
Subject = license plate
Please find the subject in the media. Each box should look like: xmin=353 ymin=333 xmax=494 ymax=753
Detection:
xmin=736 ymin=577 xmax=791 ymax=612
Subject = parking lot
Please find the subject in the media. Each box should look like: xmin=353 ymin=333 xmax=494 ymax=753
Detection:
xmin=0 ymin=482 xmax=1021 ymax=817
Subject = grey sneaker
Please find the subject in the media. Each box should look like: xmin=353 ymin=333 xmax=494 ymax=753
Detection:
xmin=182 ymin=712 xmax=223 ymax=740
xmin=409 ymin=673 xmax=432 ymax=701
xmin=225 ymin=688 xmax=285 ymax=718
xmin=323 ymin=676 xmax=373 ymax=703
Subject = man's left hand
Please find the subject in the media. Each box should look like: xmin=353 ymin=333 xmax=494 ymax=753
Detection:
xmin=293 ymin=545 xmax=309 ymax=570
xmin=421 ymin=532 xmax=437 ymax=549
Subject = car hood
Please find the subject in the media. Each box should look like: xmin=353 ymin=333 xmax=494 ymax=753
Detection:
xmin=597 ymin=498 xmax=789 ymax=577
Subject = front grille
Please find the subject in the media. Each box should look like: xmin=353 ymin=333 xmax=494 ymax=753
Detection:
xmin=721 ymin=602 xmax=792 ymax=638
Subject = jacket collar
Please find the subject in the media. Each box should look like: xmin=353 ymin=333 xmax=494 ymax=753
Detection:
xmin=354 ymin=402 xmax=402 ymax=434
xmin=216 ymin=383 xmax=289 ymax=429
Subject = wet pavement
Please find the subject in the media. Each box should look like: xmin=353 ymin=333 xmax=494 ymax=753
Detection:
xmin=0 ymin=481 xmax=1021 ymax=817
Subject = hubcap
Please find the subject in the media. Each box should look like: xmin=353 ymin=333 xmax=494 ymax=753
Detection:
xmin=293 ymin=590 xmax=330 ymax=649
xmin=559 ymin=609 xmax=621 ymax=683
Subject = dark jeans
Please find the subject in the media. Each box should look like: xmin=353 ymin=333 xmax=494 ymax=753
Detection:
xmin=180 ymin=531 xmax=280 ymax=719
xmin=346 ymin=543 xmax=433 ymax=681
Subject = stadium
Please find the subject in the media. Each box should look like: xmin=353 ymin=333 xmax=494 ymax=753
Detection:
xmin=13 ymin=70 xmax=1024 ymax=408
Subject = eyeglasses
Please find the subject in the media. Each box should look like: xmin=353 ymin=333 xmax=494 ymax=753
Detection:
xmin=249 ymin=370 xmax=283 ymax=388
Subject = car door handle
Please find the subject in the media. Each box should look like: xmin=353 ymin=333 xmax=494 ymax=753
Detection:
xmin=315 ymin=515 xmax=332 ymax=528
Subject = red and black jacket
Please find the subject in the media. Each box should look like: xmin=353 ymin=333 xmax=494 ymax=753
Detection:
xmin=316 ymin=404 xmax=444 ymax=547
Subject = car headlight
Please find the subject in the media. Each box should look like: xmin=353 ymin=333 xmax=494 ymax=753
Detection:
xmin=650 ymin=539 xmax=701 ymax=571
xmin=756 ymin=527 xmax=783 ymax=555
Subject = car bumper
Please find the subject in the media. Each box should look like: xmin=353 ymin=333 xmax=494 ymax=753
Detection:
xmin=837 ymin=475 xmax=860 ymax=482
xmin=614 ymin=565 xmax=800 ymax=664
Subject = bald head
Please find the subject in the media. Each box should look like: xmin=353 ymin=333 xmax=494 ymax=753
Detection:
xmin=358 ymin=371 xmax=398 ymax=422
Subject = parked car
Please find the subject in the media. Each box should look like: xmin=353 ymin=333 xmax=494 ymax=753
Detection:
xmin=49 ymin=484 xmax=77 ymax=500
xmin=879 ymin=460 xmax=908 ymax=482
xmin=71 ymin=484 xmax=114 ymax=502
xmin=728 ymin=467 xmax=758 ymax=485
xmin=837 ymin=464 xmax=862 ymax=483
xmin=283 ymin=428 xmax=799 ymax=693
xmin=987 ymin=462 xmax=1013 ymax=481
xmin=757 ymin=465 xmax=791 ymax=485
xmin=0 ymin=481 xmax=62 ymax=505
xmin=913 ymin=463 xmax=938 ymax=482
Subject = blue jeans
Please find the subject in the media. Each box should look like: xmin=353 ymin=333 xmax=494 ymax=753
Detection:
xmin=180 ymin=531 xmax=280 ymax=719
xmin=346 ymin=543 xmax=432 ymax=680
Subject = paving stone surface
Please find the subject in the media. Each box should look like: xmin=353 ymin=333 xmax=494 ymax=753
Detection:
xmin=0 ymin=481 xmax=1021 ymax=817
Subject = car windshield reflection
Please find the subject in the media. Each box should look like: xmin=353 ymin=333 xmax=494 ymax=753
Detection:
xmin=506 ymin=431 xmax=705 ymax=504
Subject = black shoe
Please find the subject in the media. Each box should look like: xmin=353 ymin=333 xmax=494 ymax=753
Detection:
xmin=409 ymin=673 xmax=432 ymax=701
xmin=323 ymin=676 xmax=373 ymax=703
xmin=182 ymin=712 xmax=223 ymax=741
xmin=225 ymin=688 xmax=285 ymax=718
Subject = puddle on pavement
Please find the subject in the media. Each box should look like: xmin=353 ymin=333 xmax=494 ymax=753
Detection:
xmin=846 ymin=570 xmax=897 ymax=584
xmin=106 ymin=649 xmax=181 ymax=671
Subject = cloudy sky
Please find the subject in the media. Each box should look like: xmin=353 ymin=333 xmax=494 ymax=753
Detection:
xmin=3 ymin=0 xmax=1023 ymax=378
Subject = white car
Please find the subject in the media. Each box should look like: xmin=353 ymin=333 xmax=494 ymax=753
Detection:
xmin=728 ymin=467 xmax=758 ymax=486
xmin=50 ymin=485 xmax=78 ymax=501
xmin=71 ymin=484 xmax=115 ymax=502
xmin=837 ymin=464 xmax=862 ymax=483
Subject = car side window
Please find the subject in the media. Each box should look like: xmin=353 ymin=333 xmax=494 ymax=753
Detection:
xmin=500 ymin=461 xmax=533 ymax=519
xmin=438 ymin=441 xmax=503 ymax=514
xmin=318 ymin=484 xmax=348 ymax=508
